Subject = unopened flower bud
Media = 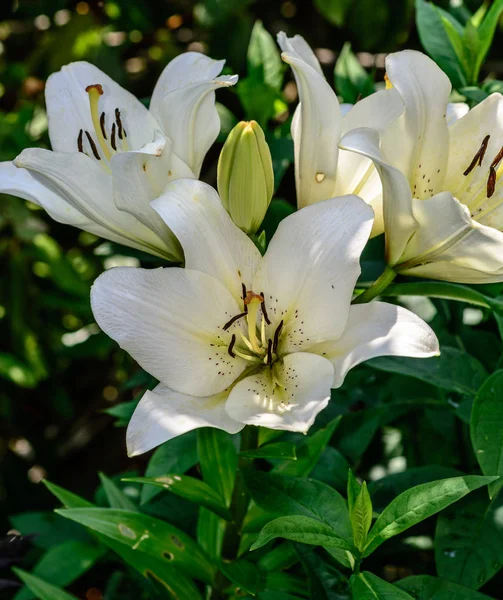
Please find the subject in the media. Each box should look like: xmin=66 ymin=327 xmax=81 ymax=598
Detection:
xmin=217 ymin=120 xmax=274 ymax=234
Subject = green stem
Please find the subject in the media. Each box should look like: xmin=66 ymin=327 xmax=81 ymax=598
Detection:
xmin=352 ymin=266 xmax=397 ymax=304
xmin=221 ymin=426 xmax=258 ymax=560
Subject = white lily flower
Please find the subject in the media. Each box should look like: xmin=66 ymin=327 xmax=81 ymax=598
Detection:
xmin=341 ymin=50 xmax=503 ymax=283
xmin=0 ymin=53 xmax=237 ymax=260
xmin=90 ymin=179 xmax=438 ymax=456
xmin=277 ymin=32 xmax=404 ymax=236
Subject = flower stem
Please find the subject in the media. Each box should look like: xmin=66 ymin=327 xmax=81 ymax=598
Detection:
xmin=352 ymin=266 xmax=397 ymax=304
xmin=221 ymin=426 xmax=258 ymax=560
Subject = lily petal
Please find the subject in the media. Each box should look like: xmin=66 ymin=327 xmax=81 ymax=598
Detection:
xmin=111 ymin=132 xmax=195 ymax=262
xmin=277 ymin=32 xmax=323 ymax=76
xmin=127 ymin=384 xmax=243 ymax=457
xmin=12 ymin=148 xmax=172 ymax=258
xmin=280 ymin=50 xmax=341 ymax=208
xmin=334 ymin=89 xmax=404 ymax=236
xmin=91 ymin=267 xmax=248 ymax=396
xmin=340 ymin=127 xmax=418 ymax=266
xmin=382 ymin=50 xmax=451 ymax=198
xmin=309 ymin=302 xmax=439 ymax=388
xmin=225 ymin=352 xmax=334 ymax=432
xmin=252 ymin=195 xmax=373 ymax=352
xmin=149 ymin=52 xmax=237 ymax=177
xmin=45 ymin=61 xmax=157 ymax=153
xmin=399 ymin=193 xmax=503 ymax=283
xmin=446 ymin=102 xmax=469 ymax=126
xmin=152 ymin=179 xmax=261 ymax=304
xmin=444 ymin=93 xmax=503 ymax=227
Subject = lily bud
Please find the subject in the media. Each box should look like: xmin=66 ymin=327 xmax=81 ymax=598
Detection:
xmin=217 ymin=120 xmax=274 ymax=234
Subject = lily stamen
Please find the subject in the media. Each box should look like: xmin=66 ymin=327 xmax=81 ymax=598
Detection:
xmin=463 ymin=134 xmax=490 ymax=176
xmin=273 ymin=320 xmax=284 ymax=353
xmin=227 ymin=334 xmax=236 ymax=358
xmin=223 ymin=312 xmax=247 ymax=331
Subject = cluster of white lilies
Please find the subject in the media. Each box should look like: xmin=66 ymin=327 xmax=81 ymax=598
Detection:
xmin=3 ymin=32 xmax=502 ymax=456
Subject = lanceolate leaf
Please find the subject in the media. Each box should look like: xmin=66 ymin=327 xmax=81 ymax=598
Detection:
xmin=242 ymin=471 xmax=351 ymax=540
xmin=14 ymin=542 xmax=105 ymax=600
xmin=396 ymin=575 xmax=494 ymax=599
xmin=274 ymin=418 xmax=341 ymax=477
xmin=350 ymin=482 xmax=372 ymax=552
xmin=141 ymin=431 xmax=198 ymax=505
xmin=251 ymin=516 xmax=353 ymax=553
xmin=55 ymin=508 xmax=215 ymax=584
xmin=368 ymin=347 xmax=487 ymax=396
xmin=363 ymin=476 xmax=498 ymax=556
xmin=474 ymin=0 xmax=503 ymax=83
xmin=197 ymin=428 xmax=237 ymax=506
xmin=12 ymin=569 xmax=78 ymax=600
xmin=350 ymin=572 xmax=414 ymax=599
xmin=99 ymin=473 xmax=137 ymax=511
xmin=123 ymin=475 xmax=231 ymax=521
xmin=470 ymin=370 xmax=503 ymax=498
xmin=435 ymin=489 xmax=503 ymax=589
xmin=240 ymin=442 xmax=297 ymax=460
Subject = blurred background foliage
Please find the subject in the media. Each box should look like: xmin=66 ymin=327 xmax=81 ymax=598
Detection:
xmin=2 ymin=0 xmax=503 ymax=598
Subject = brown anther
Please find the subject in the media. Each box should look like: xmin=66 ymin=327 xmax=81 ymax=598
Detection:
xmin=77 ymin=129 xmax=84 ymax=153
xmin=260 ymin=292 xmax=271 ymax=325
xmin=490 ymin=145 xmax=503 ymax=169
xmin=463 ymin=135 xmax=490 ymax=176
xmin=100 ymin=112 xmax=107 ymax=140
xmin=111 ymin=123 xmax=117 ymax=150
xmin=241 ymin=283 xmax=248 ymax=313
xmin=244 ymin=291 xmax=264 ymax=305
xmin=85 ymin=131 xmax=101 ymax=160
xmin=273 ymin=320 xmax=283 ymax=353
xmin=115 ymin=108 xmax=124 ymax=139
xmin=487 ymin=167 xmax=497 ymax=198
xmin=85 ymin=84 xmax=103 ymax=95
xmin=228 ymin=334 xmax=236 ymax=358
xmin=266 ymin=339 xmax=273 ymax=366
xmin=223 ymin=312 xmax=247 ymax=331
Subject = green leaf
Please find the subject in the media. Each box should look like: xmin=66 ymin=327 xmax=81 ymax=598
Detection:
xmin=350 ymin=482 xmax=372 ymax=552
xmin=367 ymin=346 xmax=488 ymax=396
xmin=368 ymin=466 xmax=461 ymax=512
xmin=415 ymin=0 xmax=467 ymax=88
xmin=251 ymin=516 xmax=353 ymax=553
xmin=295 ymin=545 xmax=351 ymax=600
xmin=274 ymin=418 xmax=340 ymax=477
xmin=10 ymin=511 xmax=91 ymax=550
xmin=104 ymin=538 xmax=203 ymax=600
xmin=197 ymin=428 xmax=237 ymax=506
xmin=55 ymin=507 xmax=215 ymax=584
xmin=396 ymin=575 xmax=493 ymax=599
xmin=12 ymin=569 xmax=78 ymax=600
xmin=364 ymin=475 xmax=498 ymax=556
xmin=382 ymin=280 xmax=502 ymax=311
xmin=247 ymin=20 xmax=283 ymax=91
xmin=334 ymin=42 xmax=374 ymax=103
xmin=141 ymin=431 xmax=198 ymax=504
xmin=347 ymin=470 xmax=361 ymax=514
xmin=471 ymin=370 xmax=503 ymax=498
xmin=220 ymin=559 xmax=263 ymax=595
xmin=473 ymin=0 xmax=503 ymax=83
xmin=42 ymin=480 xmax=94 ymax=508
xmin=435 ymin=488 xmax=503 ymax=589
xmin=124 ymin=475 xmax=231 ymax=521
xmin=350 ymin=572 xmax=414 ymax=599
xmin=240 ymin=442 xmax=297 ymax=460
xmin=13 ymin=542 xmax=105 ymax=600
xmin=314 ymin=0 xmax=352 ymax=27
xmin=197 ymin=508 xmax=226 ymax=560
xmin=242 ymin=471 xmax=351 ymax=541
xmin=99 ymin=473 xmax=137 ymax=511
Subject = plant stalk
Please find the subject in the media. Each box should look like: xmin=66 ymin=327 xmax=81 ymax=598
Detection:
xmin=352 ymin=266 xmax=397 ymax=304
